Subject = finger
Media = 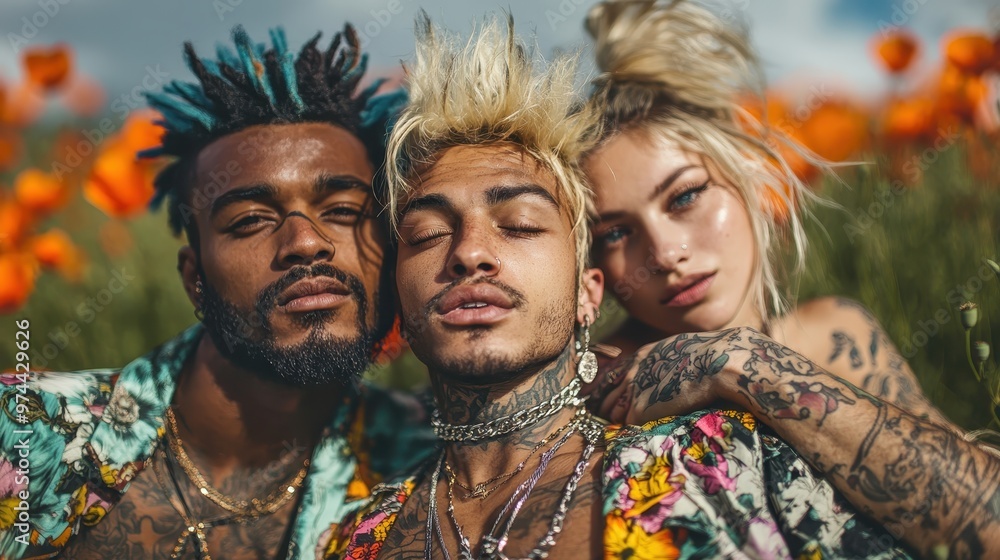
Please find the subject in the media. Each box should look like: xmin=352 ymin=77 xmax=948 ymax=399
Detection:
xmin=606 ymin=385 xmax=634 ymax=425
xmin=598 ymin=378 xmax=630 ymax=421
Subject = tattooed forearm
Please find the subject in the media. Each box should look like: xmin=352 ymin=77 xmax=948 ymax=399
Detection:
xmin=726 ymin=328 xmax=1000 ymax=556
xmin=628 ymin=325 xmax=1000 ymax=556
xmin=634 ymin=331 xmax=735 ymax=408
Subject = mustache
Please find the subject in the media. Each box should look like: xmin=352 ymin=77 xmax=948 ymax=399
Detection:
xmin=256 ymin=263 xmax=367 ymax=318
xmin=421 ymin=276 xmax=527 ymax=318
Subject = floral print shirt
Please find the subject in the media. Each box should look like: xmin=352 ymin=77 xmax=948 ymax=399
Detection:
xmin=325 ymin=409 xmax=915 ymax=559
xmin=0 ymin=325 xmax=436 ymax=560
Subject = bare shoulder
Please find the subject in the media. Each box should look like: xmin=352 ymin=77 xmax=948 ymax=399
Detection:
xmin=774 ymin=296 xmax=878 ymax=360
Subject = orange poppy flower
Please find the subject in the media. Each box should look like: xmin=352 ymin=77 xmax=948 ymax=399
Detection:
xmin=0 ymin=252 xmax=36 ymax=314
xmin=84 ymin=143 xmax=156 ymax=218
xmin=22 ymin=44 xmax=73 ymax=91
xmin=871 ymin=29 xmax=919 ymax=74
xmin=372 ymin=317 xmax=407 ymax=364
xmin=799 ymin=100 xmax=870 ymax=162
xmin=29 ymin=229 xmax=85 ymax=281
xmin=14 ymin=168 xmax=70 ymax=215
xmin=761 ymin=177 xmax=794 ymax=224
xmin=881 ymin=97 xmax=936 ymax=141
xmin=0 ymin=195 xmax=33 ymax=251
xmin=0 ymin=82 xmax=45 ymax=127
xmin=120 ymin=110 xmax=164 ymax=152
xmin=936 ymin=66 xmax=988 ymax=125
xmin=944 ymin=32 xmax=995 ymax=75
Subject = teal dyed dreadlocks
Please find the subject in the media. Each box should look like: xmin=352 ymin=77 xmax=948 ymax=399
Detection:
xmin=142 ymin=24 xmax=406 ymax=237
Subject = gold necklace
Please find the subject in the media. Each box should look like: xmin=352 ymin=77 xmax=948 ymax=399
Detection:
xmin=164 ymin=407 xmax=310 ymax=519
xmin=442 ymin=415 xmax=572 ymax=500
xmin=152 ymin=444 xmax=222 ymax=559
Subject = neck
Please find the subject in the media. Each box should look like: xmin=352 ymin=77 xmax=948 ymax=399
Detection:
xmin=432 ymin=344 xmax=581 ymax=481
xmin=171 ymin=333 xmax=346 ymax=473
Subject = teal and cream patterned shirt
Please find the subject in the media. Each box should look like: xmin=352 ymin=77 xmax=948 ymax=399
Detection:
xmin=0 ymin=324 xmax=436 ymax=560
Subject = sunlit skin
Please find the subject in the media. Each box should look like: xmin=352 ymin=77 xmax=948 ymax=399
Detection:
xmin=63 ymin=122 xmax=391 ymax=559
xmin=586 ymin=128 xmax=760 ymax=351
xmin=585 ymin=127 xmax=957 ymax=431
xmin=392 ymin=143 xmax=606 ymax=558
xmin=396 ymin=143 xmax=594 ymax=385
xmin=174 ymin=122 xmax=385 ymax=465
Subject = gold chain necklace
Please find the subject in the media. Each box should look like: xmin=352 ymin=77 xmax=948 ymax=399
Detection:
xmin=164 ymin=407 xmax=310 ymax=519
xmin=442 ymin=414 xmax=572 ymax=501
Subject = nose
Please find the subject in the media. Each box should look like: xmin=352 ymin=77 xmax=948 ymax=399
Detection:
xmin=446 ymin=226 xmax=501 ymax=280
xmin=646 ymin=224 xmax=688 ymax=274
xmin=275 ymin=213 xmax=335 ymax=268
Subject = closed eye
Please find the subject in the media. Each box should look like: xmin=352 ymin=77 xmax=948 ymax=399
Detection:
xmin=406 ymin=229 xmax=452 ymax=246
xmin=500 ymin=223 xmax=545 ymax=238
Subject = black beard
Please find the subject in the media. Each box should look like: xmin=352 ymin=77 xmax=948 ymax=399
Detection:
xmin=199 ymin=264 xmax=377 ymax=388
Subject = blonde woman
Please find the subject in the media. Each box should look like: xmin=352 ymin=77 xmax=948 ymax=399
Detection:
xmin=583 ymin=1 xmax=1000 ymax=557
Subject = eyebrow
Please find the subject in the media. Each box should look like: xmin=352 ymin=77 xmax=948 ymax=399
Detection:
xmin=209 ymin=174 xmax=372 ymax=218
xmin=210 ymin=184 xmax=278 ymax=218
xmin=594 ymin=165 xmax=699 ymax=224
xmin=400 ymin=193 xmax=453 ymax=220
xmin=647 ymin=165 xmax=698 ymax=202
xmin=314 ymin=174 xmax=372 ymax=195
xmin=485 ymin=184 xmax=560 ymax=210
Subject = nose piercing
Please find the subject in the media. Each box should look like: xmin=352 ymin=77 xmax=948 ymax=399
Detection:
xmin=680 ymin=244 xmax=688 ymax=251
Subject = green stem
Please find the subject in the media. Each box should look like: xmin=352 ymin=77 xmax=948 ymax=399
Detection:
xmin=967 ymin=329 xmax=983 ymax=383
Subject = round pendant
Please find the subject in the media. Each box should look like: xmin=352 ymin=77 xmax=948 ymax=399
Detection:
xmin=577 ymin=351 xmax=598 ymax=384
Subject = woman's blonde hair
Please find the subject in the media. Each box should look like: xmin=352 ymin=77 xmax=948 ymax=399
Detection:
xmin=586 ymin=0 xmax=825 ymax=319
xmin=386 ymin=14 xmax=598 ymax=276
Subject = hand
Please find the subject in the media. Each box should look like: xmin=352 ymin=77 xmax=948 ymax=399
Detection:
xmin=590 ymin=327 xmax=759 ymax=424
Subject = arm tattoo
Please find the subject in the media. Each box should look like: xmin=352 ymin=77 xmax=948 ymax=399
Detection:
xmin=634 ymin=331 xmax=735 ymax=408
xmin=735 ymin=328 xmax=1000 ymax=556
xmin=633 ymin=325 xmax=1000 ymax=555
xmin=830 ymin=331 xmax=863 ymax=369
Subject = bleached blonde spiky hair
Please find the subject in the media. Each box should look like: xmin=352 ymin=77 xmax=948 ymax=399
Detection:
xmin=587 ymin=0 xmax=827 ymax=321
xmin=386 ymin=13 xmax=598 ymax=276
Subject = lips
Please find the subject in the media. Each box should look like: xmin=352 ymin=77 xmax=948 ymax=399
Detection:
xmin=660 ymin=272 xmax=716 ymax=307
xmin=435 ymin=283 xmax=515 ymax=326
xmin=278 ymin=278 xmax=352 ymax=312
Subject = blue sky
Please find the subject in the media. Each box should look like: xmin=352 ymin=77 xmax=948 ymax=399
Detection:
xmin=0 ymin=0 xmax=997 ymax=106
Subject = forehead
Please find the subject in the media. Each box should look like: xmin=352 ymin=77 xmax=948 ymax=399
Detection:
xmin=408 ymin=143 xmax=559 ymax=204
xmin=195 ymin=122 xmax=374 ymax=193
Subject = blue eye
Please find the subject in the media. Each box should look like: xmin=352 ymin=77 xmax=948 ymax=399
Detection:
xmin=671 ymin=183 xmax=708 ymax=210
xmin=597 ymin=227 xmax=628 ymax=248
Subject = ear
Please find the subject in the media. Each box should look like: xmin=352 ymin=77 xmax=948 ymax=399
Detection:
xmin=177 ymin=246 xmax=200 ymax=310
xmin=577 ymin=267 xmax=604 ymax=325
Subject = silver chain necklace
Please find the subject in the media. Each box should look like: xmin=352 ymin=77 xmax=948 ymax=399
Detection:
xmin=426 ymin=408 xmax=603 ymax=559
xmin=431 ymin=378 xmax=584 ymax=442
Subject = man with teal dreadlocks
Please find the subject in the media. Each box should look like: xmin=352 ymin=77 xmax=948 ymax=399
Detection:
xmin=0 ymin=24 xmax=434 ymax=559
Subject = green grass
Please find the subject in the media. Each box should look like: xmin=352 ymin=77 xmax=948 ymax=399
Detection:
xmin=1 ymin=139 xmax=998 ymax=429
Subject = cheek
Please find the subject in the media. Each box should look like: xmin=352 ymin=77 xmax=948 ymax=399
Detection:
xmin=202 ymin=241 xmax=264 ymax=296
xmin=395 ymin=254 xmax=429 ymax=313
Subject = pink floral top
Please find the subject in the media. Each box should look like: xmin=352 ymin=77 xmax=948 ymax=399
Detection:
xmin=321 ymin=409 xmax=915 ymax=559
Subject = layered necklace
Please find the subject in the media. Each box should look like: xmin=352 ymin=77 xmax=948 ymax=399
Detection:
xmin=154 ymin=407 xmax=310 ymax=559
xmin=425 ymin=381 xmax=603 ymax=560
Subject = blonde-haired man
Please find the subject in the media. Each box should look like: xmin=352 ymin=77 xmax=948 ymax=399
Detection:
xmin=321 ymin=15 xmax=914 ymax=559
